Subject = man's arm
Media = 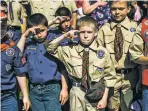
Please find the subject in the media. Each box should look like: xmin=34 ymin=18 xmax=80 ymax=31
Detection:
xmin=16 ymin=76 xmax=30 ymax=111
xmin=71 ymin=11 xmax=77 ymax=29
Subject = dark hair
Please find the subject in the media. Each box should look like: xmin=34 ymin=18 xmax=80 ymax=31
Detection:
xmin=1 ymin=1 xmax=7 ymax=7
xmin=55 ymin=7 xmax=71 ymax=18
xmin=76 ymin=16 xmax=97 ymax=31
xmin=27 ymin=13 xmax=48 ymax=28
xmin=109 ymin=1 xmax=131 ymax=7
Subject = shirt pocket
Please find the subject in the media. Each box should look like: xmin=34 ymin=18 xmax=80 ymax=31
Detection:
xmin=92 ymin=61 xmax=104 ymax=80
xmin=104 ymin=34 xmax=115 ymax=54
xmin=67 ymin=58 xmax=82 ymax=78
xmin=26 ymin=50 xmax=37 ymax=70
xmin=124 ymin=35 xmax=133 ymax=54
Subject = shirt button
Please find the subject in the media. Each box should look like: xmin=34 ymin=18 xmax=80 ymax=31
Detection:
xmin=40 ymin=72 xmax=43 ymax=74
xmin=40 ymin=50 xmax=42 ymax=52
xmin=40 ymin=61 xmax=42 ymax=63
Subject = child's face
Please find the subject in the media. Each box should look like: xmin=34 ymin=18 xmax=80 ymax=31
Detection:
xmin=110 ymin=1 xmax=130 ymax=22
xmin=79 ymin=25 xmax=96 ymax=46
xmin=33 ymin=25 xmax=48 ymax=42
xmin=59 ymin=16 xmax=71 ymax=32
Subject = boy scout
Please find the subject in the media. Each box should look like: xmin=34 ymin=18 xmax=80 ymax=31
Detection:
xmin=17 ymin=13 xmax=68 ymax=111
xmin=28 ymin=0 xmax=77 ymax=29
xmin=7 ymin=0 xmax=27 ymax=34
xmin=45 ymin=16 xmax=116 ymax=111
xmin=129 ymin=16 xmax=148 ymax=111
xmin=97 ymin=1 xmax=139 ymax=111
xmin=0 ymin=1 xmax=30 ymax=111
xmin=48 ymin=7 xmax=79 ymax=45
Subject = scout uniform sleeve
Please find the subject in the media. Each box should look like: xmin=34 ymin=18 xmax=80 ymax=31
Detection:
xmin=129 ymin=24 xmax=144 ymax=61
xmin=97 ymin=27 xmax=105 ymax=47
xmin=103 ymin=51 xmax=116 ymax=87
xmin=13 ymin=46 xmax=28 ymax=75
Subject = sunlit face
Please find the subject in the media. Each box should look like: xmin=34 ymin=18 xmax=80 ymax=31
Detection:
xmin=79 ymin=25 xmax=96 ymax=46
xmin=60 ymin=16 xmax=71 ymax=32
xmin=0 ymin=6 xmax=7 ymax=20
xmin=33 ymin=25 xmax=48 ymax=42
xmin=110 ymin=1 xmax=130 ymax=22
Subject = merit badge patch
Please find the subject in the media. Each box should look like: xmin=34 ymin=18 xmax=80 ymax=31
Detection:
xmin=6 ymin=48 xmax=15 ymax=56
xmin=144 ymin=30 xmax=148 ymax=39
xmin=5 ymin=64 xmax=11 ymax=71
xmin=97 ymin=67 xmax=104 ymax=73
xmin=130 ymin=28 xmax=136 ymax=32
xmin=145 ymin=20 xmax=148 ymax=26
xmin=97 ymin=50 xmax=105 ymax=59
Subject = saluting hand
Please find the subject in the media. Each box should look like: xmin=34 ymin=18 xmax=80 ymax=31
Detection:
xmin=22 ymin=27 xmax=39 ymax=38
xmin=59 ymin=88 xmax=68 ymax=105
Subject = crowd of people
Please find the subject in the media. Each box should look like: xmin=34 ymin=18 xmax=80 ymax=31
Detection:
xmin=1 ymin=0 xmax=148 ymax=111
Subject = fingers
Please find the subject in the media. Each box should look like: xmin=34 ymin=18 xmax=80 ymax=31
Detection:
xmin=54 ymin=16 xmax=67 ymax=24
xmin=59 ymin=94 xmax=62 ymax=101
xmin=25 ymin=102 xmax=30 ymax=111
xmin=69 ymin=30 xmax=80 ymax=39
xmin=60 ymin=95 xmax=68 ymax=105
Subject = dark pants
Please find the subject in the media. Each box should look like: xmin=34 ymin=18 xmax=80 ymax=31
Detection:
xmin=29 ymin=83 xmax=61 ymax=111
xmin=1 ymin=93 xmax=18 ymax=111
xmin=143 ymin=85 xmax=148 ymax=111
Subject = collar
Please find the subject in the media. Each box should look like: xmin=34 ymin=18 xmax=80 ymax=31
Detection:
xmin=77 ymin=39 xmax=99 ymax=53
xmin=110 ymin=17 xmax=131 ymax=31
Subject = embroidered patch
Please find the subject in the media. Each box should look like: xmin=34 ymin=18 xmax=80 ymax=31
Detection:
xmin=97 ymin=67 xmax=104 ymax=73
xmin=144 ymin=30 xmax=148 ymax=39
xmin=130 ymin=28 xmax=136 ymax=32
xmin=97 ymin=50 xmax=105 ymax=59
xmin=5 ymin=64 xmax=11 ymax=71
xmin=145 ymin=20 xmax=148 ymax=26
xmin=7 ymin=30 xmax=14 ymax=38
xmin=6 ymin=48 xmax=15 ymax=56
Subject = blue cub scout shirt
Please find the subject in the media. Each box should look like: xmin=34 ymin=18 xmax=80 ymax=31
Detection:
xmin=1 ymin=40 xmax=28 ymax=93
xmin=24 ymin=34 xmax=65 ymax=84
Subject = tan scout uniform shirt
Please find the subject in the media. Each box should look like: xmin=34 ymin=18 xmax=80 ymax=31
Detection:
xmin=29 ymin=0 xmax=77 ymax=23
xmin=7 ymin=1 xmax=27 ymax=26
xmin=46 ymin=40 xmax=116 ymax=87
xmin=98 ymin=17 xmax=138 ymax=69
xmin=129 ymin=24 xmax=145 ymax=61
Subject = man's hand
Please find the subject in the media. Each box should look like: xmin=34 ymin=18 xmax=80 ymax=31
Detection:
xmin=22 ymin=96 xmax=31 ymax=111
xmin=59 ymin=88 xmax=68 ymax=105
xmin=96 ymin=98 xmax=107 ymax=109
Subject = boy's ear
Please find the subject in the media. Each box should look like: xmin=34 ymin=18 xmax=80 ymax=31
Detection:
xmin=95 ymin=32 xmax=98 ymax=37
xmin=127 ymin=6 xmax=131 ymax=13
